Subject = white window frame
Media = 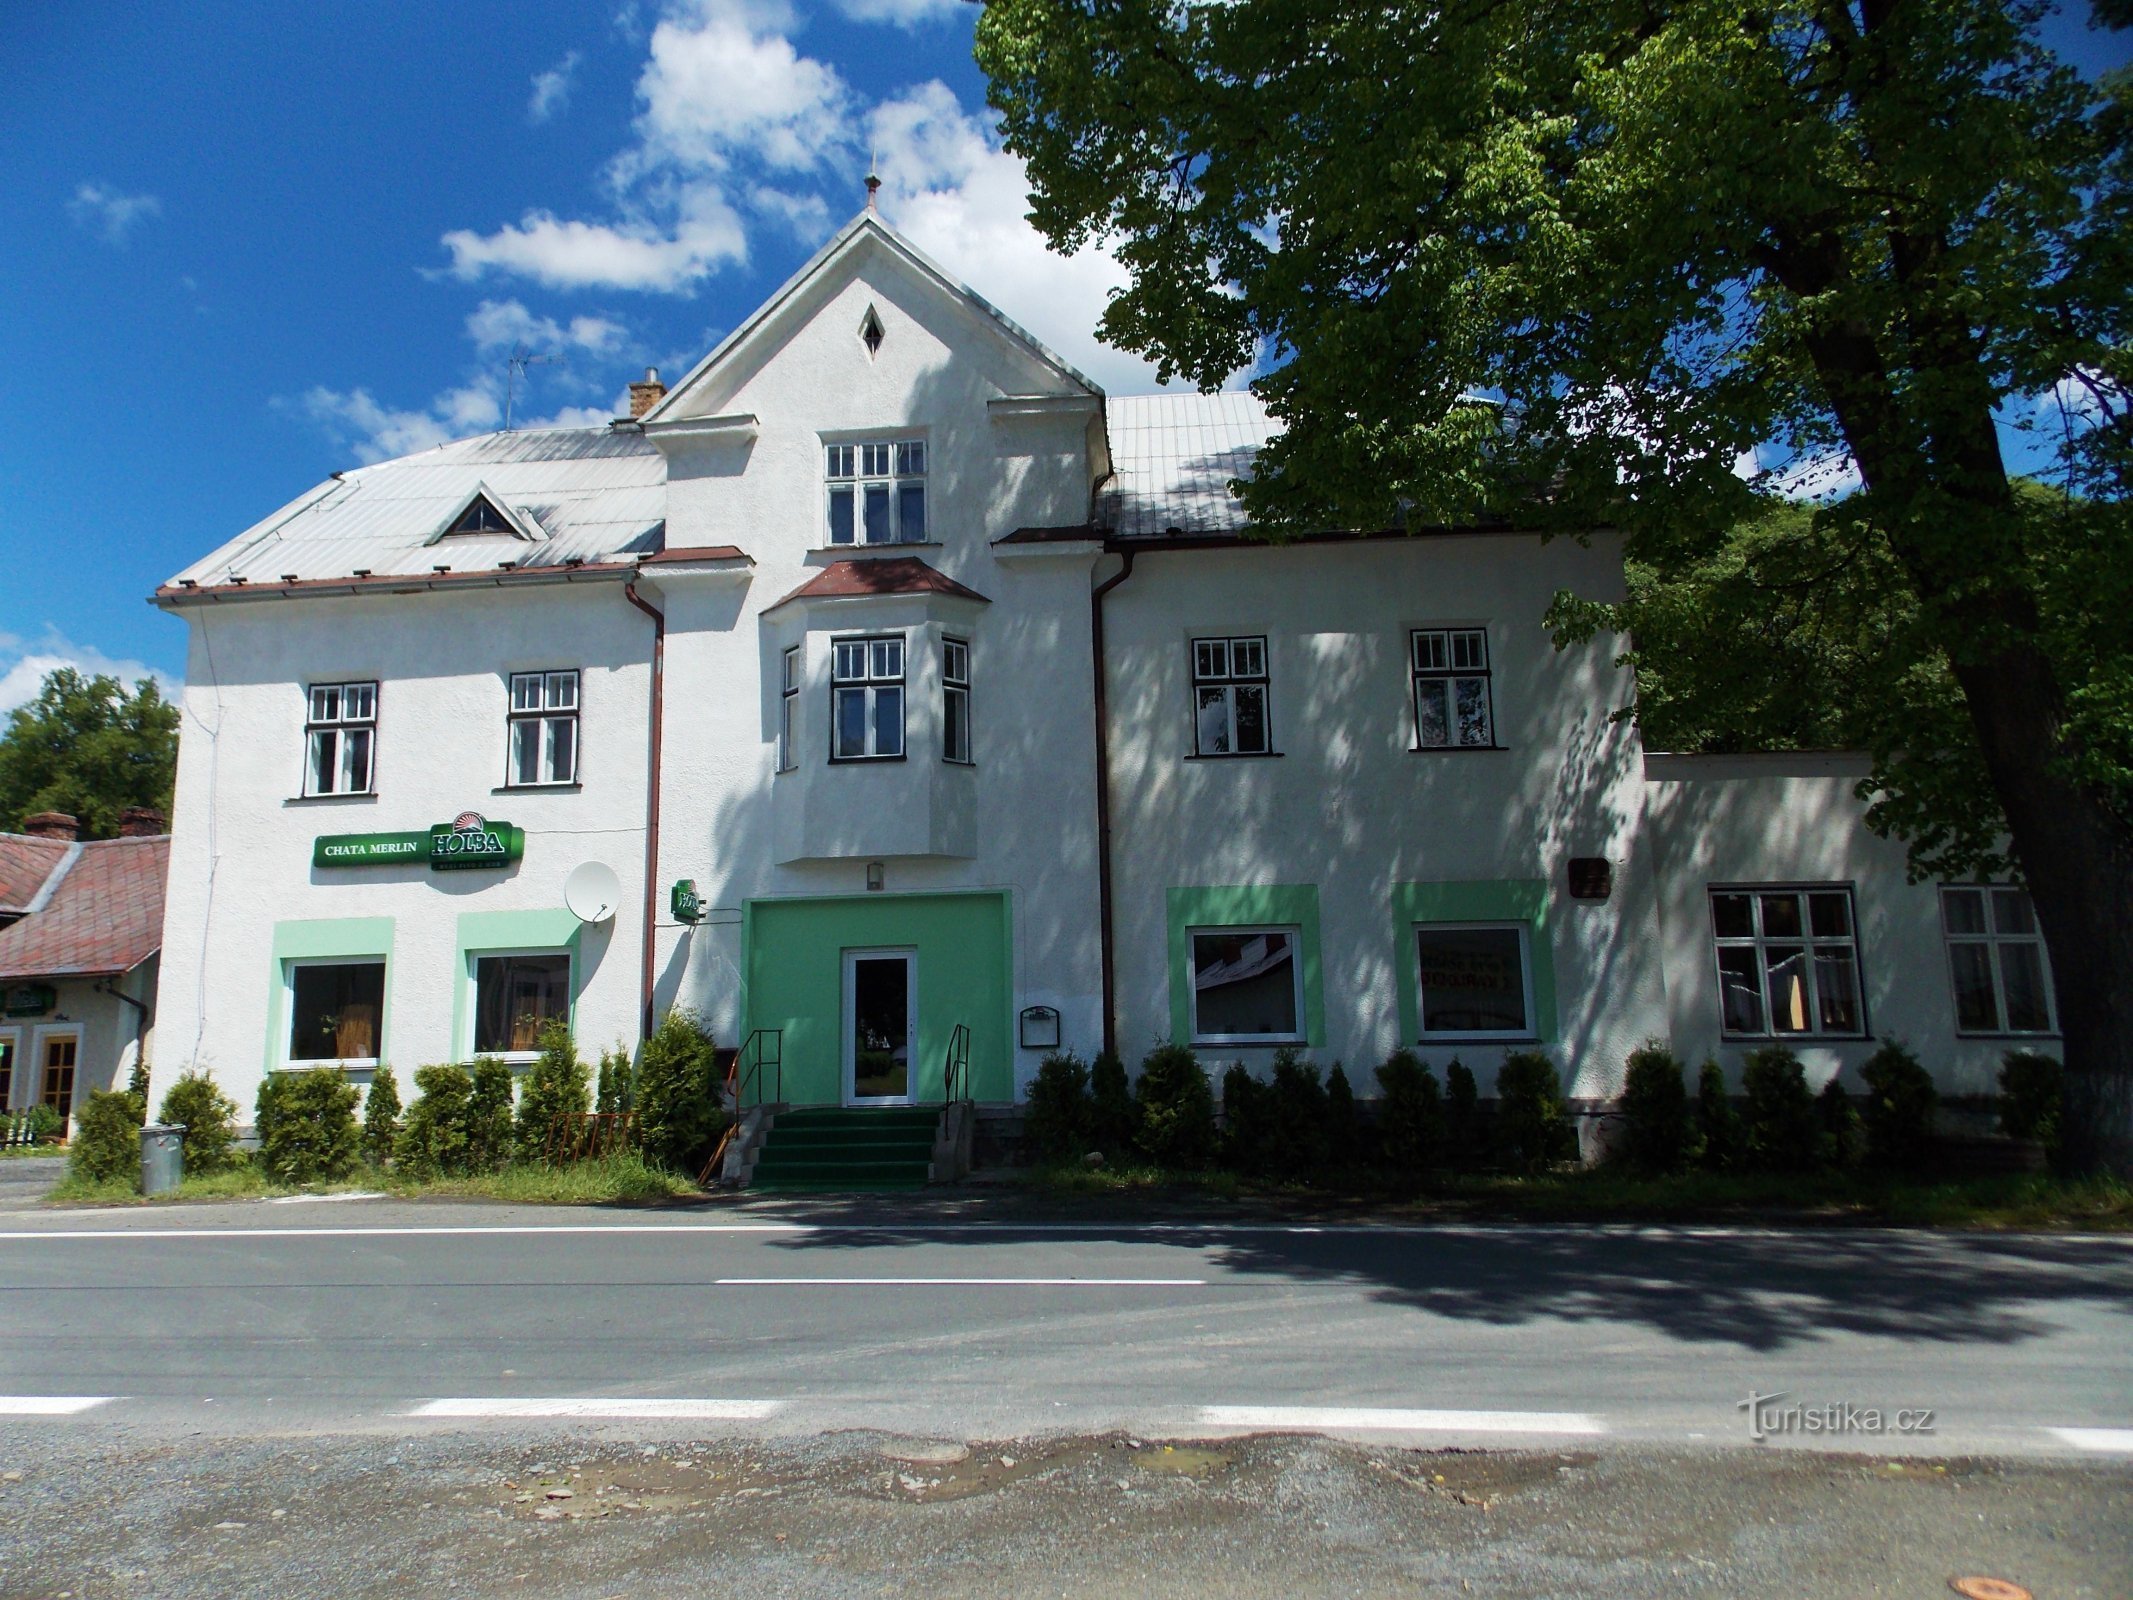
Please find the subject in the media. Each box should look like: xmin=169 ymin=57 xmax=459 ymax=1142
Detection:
xmin=1709 ymin=884 xmax=1868 ymax=1040
xmin=30 ymin=1025 xmax=79 ymax=1126
xmin=778 ymin=646 xmax=800 ymax=772
xmin=506 ymin=669 xmax=580 ymax=788
xmin=942 ymin=636 xmax=972 ymax=765
xmin=1190 ymin=635 xmax=1273 ymax=757
xmin=1940 ymin=885 xmax=2058 ymax=1037
xmin=825 ymin=438 xmax=928 ymax=546
xmin=467 ymin=946 xmax=574 ymax=1062
xmin=1414 ymin=920 xmax=1537 ymax=1041
xmin=303 ymin=680 xmax=378 ymax=796
xmin=283 ymin=956 xmax=386 ymax=1070
xmin=830 ymin=635 xmax=906 ymax=761
xmin=1412 ymin=627 xmax=1497 ymax=749
xmin=1187 ymin=923 xmax=1306 ymax=1046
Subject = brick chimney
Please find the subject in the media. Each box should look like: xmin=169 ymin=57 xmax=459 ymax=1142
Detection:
xmin=119 ymin=806 xmax=167 ymax=838
xmin=22 ymin=812 xmax=79 ymax=841
xmin=628 ymin=367 xmax=667 ymax=419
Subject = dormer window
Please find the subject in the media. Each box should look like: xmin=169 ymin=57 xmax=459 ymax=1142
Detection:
xmin=446 ymin=495 xmax=514 ymax=536
xmin=860 ymin=304 xmax=885 ymax=358
xmin=826 ymin=439 xmax=927 ymax=545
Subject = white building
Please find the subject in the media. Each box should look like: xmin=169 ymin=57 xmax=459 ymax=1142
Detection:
xmin=148 ymin=211 xmax=2059 ymax=1129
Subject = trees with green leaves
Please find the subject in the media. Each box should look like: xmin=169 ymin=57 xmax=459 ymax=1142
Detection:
xmin=978 ymin=0 xmax=2133 ymax=1170
xmin=0 ymin=669 xmax=177 ymax=838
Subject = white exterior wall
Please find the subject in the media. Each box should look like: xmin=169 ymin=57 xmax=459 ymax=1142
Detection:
xmin=0 ymin=960 xmax=155 ymax=1131
xmin=151 ymin=585 xmax=653 ymax=1115
xmin=1643 ymin=753 xmax=2052 ymax=1097
xmin=1104 ymin=534 xmax=1673 ymax=1098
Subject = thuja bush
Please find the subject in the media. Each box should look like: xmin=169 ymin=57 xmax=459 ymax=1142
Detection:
xmin=68 ymin=1089 xmax=142 ymax=1186
xmin=1819 ymin=1074 xmax=1864 ymax=1169
xmin=1134 ymin=1043 xmax=1215 ymax=1168
xmin=257 ymin=1068 xmax=361 ymax=1184
xmin=125 ymin=1058 xmax=152 ymax=1119
xmin=1024 ymin=1051 xmax=1092 ymax=1163
xmin=1088 ymin=1050 xmax=1138 ymax=1159
xmin=594 ymin=1044 xmax=636 ymax=1118
xmin=467 ymin=1058 xmax=516 ymax=1174
xmin=1375 ymin=1048 xmax=1443 ymax=1178
xmin=1443 ymin=1058 xmax=1483 ymax=1164
xmin=1220 ymin=1063 xmax=1276 ymax=1175
xmin=1998 ymin=1050 xmax=2064 ymax=1149
xmin=157 ymin=1071 xmax=239 ymax=1176
xmin=362 ymin=1066 xmax=402 ymax=1167
xmin=516 ymin=1022 xmax=591 ymax=1161
xmin=1695 ymin=1061 xmax=1741 ymax=1170
xmin=1740 ymin=1047 xmax=1820 ymax=1172
xmin=635 ymin=1010 xmax=725 ymax=1176
xmin=1324 ymin=1063 xmax=1363 ymax=1165
xmin=1859 ymin=1041 xmax=1938 ymax=1170
xmin=1496 ymin=1051 xmax=1575 ymax=1174
xmin=1269 ymin=1049 xmax=1331 ymax=1173
xmin=1613 ymin=1043 xmax=1692 ymax=1174
xmin=396 ymin=1065 xmax=475 ymax=1180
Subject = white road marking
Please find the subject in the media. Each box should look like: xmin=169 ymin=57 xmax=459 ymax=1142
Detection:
xmin=408 ymin=1398 xmax=781 ymax=1420
xmin=1198 ymin=1405 xmax=1608 ymax=1436
xmin=713 ymin=1277 xmax=1206 ymax=1287
xmin=2047 ymin=1426 xmax=2133 ymax=1452
xmin=0 ymin=1396 xmax=116 ymax=1415
xmin=268 ymin=1192 xmax=386 ymax=1205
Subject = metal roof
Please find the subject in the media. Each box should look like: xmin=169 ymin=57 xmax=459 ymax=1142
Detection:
xmin=1100 ymin=391 xmax=1279 ymax=539
xmin=166 ymin=426 xmax=666 ymax=590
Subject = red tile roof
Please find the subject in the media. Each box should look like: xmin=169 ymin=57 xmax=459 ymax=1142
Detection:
xmin=0 ymin=834 xmax=169 ymax=979
xmin=765 ymin=556 xmax=990 ymax=612
xmin=0 ymin=836 xmax=72 ymax=914
xmin=637 ymin=544 xmax=751 ymax=566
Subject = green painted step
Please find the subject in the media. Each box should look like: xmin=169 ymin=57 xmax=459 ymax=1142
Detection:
xmin=750 ymin=1106 xmax=944 ymax=1193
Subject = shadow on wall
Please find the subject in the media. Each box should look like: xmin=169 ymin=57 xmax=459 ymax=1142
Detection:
xmin=751 ymin=1214 xmax=2133 ymax=1354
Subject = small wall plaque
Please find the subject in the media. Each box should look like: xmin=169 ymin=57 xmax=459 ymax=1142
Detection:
xmin=1567 ymin=857 xmax=1613 ymax=901
xmin=1018 ymin=1005 xmax=1061 ymax=1050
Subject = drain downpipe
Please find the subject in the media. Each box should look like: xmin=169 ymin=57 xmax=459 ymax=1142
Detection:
xmin=1090 ymin=545 xmax=1136 ymax=1062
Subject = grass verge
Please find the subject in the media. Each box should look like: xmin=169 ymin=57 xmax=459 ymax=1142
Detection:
xmin=1030 ymin=1162 xmax=2133 ymax=1230
xmin=43 ymin=1150 xmax=699 ymax=1207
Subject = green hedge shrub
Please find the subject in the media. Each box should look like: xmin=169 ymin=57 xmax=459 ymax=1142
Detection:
xmin=1998 ymin=1050 xmax=2063 ymax=1148
xmin=362 ymin=1066 xmax=402 ymax=1167
xmin=1818 ymin=1074 xmax=1863 ymax=1168
xmin=1858 ymin=1041 xmax=1937 ymax=1170
xmin=23 ymin=1104 xmax=64 ymax=1145
xmin=1496 ymin=1050 xmax=1574 ymax=1173
xmin=1375 ymin=1048 xmax=1443 ymax=1178
xmin=515 ymin=1023 xmax=590 ymax=1161
xmin=1740 ymin=1047 xmax=1819 ymax=1172
xmin=1135 ymin=1043 xmax=1215 ymax=1168
xmin=1696 ymin=1060 xmax=1740 ymax=1170
xmin=1220 ymin=1064 xmax=1275 ymax=1175
xmin=257 ymin=1068 xmax=361 ymax=1185
xmin=395 ymin=1065 xmax=475 ymax=1180
xmin=1613 ymin=1042 xmax=1691 ymax=1173
xmin=1024 ymin=1051 xmax=1092 ymax=1162
xmin=1444 ymin=1058 xmax=1483 ymax=1164
xmin=68 ymin=1089 xmax=142 ymax=1186
xmin=1270 ymin=1049 xmax=1329 ymax=1173
xmin=1088 ymin=1050 xmax=1138 ymax=1159
xmin=157 ymin=1071 xmax=239 ymax=1176
xmin=1324 ymin=1063 xmax=1363 ymax=1165
xmin=635 ymin=1010 xmax=725 ymax=1176
xmin=125 ymin=1058 xmax=152 ymax=1117
xmin=467 ymin=1058 xmax=516 ymax=1174
xmin=594 ymin=1044 xmax=635 ymax=1118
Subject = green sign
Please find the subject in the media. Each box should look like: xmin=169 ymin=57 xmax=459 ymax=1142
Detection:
xmin=315 ymin=814 xmax=525 ymax=873
xmin=3 ymin=982 xmax=56 ymax=1018
xmin=671 ymin=879 xmax=704 ymax=923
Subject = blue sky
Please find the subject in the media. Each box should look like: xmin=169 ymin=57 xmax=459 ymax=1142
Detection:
xmin=1 ymin=1 xmax=2126 ymax=705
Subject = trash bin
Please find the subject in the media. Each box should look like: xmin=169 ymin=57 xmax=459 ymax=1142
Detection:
xmin=142 ymin=1123 xmax=186 ymax=1196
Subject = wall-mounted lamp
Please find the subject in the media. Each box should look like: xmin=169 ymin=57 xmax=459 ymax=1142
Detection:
xmin=866 ymin=861 xmax=885 ymax=892
xmin=1019 ymin=1005 xmax=1061 ymax=1050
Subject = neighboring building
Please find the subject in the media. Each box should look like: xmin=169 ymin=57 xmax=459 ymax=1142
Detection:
xmin=0 ymin=810 xmax=168 ymax=1131
xmin=147 ymin=210 xmax=2057 ymax=1126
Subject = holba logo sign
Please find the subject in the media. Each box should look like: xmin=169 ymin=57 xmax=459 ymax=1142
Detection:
xmin=314 ymin=814 xmax=525 ymax=873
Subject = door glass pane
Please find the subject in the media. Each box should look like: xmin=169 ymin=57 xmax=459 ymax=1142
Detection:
xmin=1765 ymin=947 xmax=1810 ymax=1032
xmin=1942 ymin=888 xmax=1987 ymax=936
xmin=1949 ymin=943 xmax=2001 ymax=1031
xmin=1191 ymin=931 xmax=1298 ymax=1039
xmin=1711 ymin=893 xmax=1754 ymax=939
xmin=1813 ymin=947 xmax=1860 ymax=1032
xmin=1760 ymin=894 xmax=1803 ymax=939
xmin=1414 ymin=679 xmax=1449 ymax=747
xmin=1417 ymin=927 xmax=1529 ymax=1034
xmin=1999 ymin=944 xmax=2053 ymax=1032
xmin=1808 ymin=892 xmax=1851 ymax=938
xmin=1232 ymin=684 xmax=1268 ymax=753
xmin=1196 ymin=686 xmax=1232 ymax=754
xmin=851 ymin=957 xmax=910 ymax=1099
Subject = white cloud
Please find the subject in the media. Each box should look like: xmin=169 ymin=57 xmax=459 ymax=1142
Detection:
xmin=67 ymin=181 xmax=162 ymax=245
xmin=464 ymin=298 xmax=627 ymax=355
xmin=627 ymin=0 xmax=852 ymax=176
xmin=827 ymin=0 xmax=966 ymax=26
xmin=298 ymin=384 xmax=503 ymax=464
xmin=440 ymin=204 xmax=746 ymax=292
xmin=0 ymin=629 xmax=178 ymax=717
xmin=528 ymin=51 xmax=582 ymax=123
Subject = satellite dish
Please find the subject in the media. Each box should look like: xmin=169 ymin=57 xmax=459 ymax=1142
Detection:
xmin=564 ymin=860 xmax=623 ymax=924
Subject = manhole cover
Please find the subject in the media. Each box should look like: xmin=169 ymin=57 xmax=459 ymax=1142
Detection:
xmin=879 ymin=1437 xmax=971 ymax=1466
xmin=1951 ymin=1579 xmax=2032 ymax=1600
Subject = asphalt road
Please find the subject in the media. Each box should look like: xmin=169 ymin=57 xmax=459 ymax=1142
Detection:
xmin=2 ymin=1198 xmax=2129 ymax=1457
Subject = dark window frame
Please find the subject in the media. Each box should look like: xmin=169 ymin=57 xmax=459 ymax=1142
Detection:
xmin=1189 ymin=634 xmax=1274 ymax=758
xmin=829 ymin=634 xmax=907 ymax=762
xmin=1708 ymin=884 xmax=1869 ymax=1040
xmin=303 ymin=680 xmax=379 ymax=797
xmin=825 ymin=438 xmax=928 ymax=546
xmin=504 ymin=669 xmax=580 ymax=788
xmin=1940 ymin=884 xmax=2059 ymax=1038
xmin=942 ymin=636 xmax=972 ymax=765
xmin=1411 ymin=627 xmax=1499 ymax=751
xmin=778 ymin=646 xmax=800 ymax=772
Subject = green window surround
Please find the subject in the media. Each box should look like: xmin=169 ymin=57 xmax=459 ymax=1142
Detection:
xmin=451 ymin=908 xmax=585 ymax=1059
xmin=266 ymin=917 xmax=395 ymax=1074
xmin=1166 ymin=884 xmax=1326 ymax=1049
xmin=1392 ymin=879 xmax=1558 ymax=1045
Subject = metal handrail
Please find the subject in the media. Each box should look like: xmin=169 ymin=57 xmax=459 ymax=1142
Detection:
xmin=729 ymin=1028 xmax=783 ymax=1114
xmin=942 ymin=1022 xmax=971 ymax=1106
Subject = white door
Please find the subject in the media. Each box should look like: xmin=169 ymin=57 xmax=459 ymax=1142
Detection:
xmin=842 ymin=949 xmax=915 ymax=1106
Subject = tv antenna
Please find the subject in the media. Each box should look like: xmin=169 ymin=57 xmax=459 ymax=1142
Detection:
xmin=504 ymin=343 xmax=563 ymax=431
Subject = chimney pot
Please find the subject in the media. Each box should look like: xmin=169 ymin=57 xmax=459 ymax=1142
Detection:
xmin=628 ymin=367 xmax=667 ymax=419
xmin=22 ymin=812 xmax=80 ymax=842
xmin=119 ymin=806 xmax=166 ymax=838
